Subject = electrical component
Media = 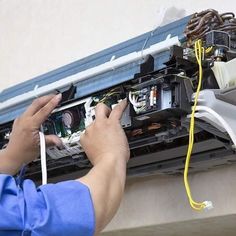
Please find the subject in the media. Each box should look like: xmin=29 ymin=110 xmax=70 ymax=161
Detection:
xmin=45 ymin=89 xmax=128 ymax=159
xmin=62 ymin=109 xmax=80 ymax=129
xmin=205 ymin=30 xmax=230 ymax=50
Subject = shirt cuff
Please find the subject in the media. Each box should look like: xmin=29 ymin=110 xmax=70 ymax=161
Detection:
xmin=23 ymin=179 xmax=95 ymax=236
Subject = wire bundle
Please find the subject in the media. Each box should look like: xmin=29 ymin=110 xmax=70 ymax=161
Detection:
xmin=128 ymin=91 xmax=146 ymax=113
xmin=184 ymin=39 xmax=208 ymax=211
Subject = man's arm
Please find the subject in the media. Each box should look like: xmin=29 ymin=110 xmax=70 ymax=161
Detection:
xmin=79 ymin=101 xmax=130 ymax=234
xmin=0 ymin=149 xmax=23 ymax=175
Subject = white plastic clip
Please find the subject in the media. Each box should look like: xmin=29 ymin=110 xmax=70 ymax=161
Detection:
xmin=33 ymin=84 xmax=39 ymax=98
xmin=110 ymin=55 xmax=116 ymax=70
xmin=166 ymin=34 xmax=171 ymax=40
xmin=203 ymin=201 xmax=214 ymax=210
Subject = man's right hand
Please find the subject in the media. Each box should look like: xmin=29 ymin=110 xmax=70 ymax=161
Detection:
xmin=80 ymin=99 xmax=130 ymax=166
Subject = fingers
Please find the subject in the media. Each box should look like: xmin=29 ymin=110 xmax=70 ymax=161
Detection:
xmin=109 ymin=99 xmax=127 ymax=121
xmin=23 ymin=94 xmax=56 ymax=117
xmin=45 ymin=135 xmax=63 ymax=148
xmin=33 ymin=94 xmax=62 ymax=126
xmin=95 ymin=103 xmax=111 ymax=120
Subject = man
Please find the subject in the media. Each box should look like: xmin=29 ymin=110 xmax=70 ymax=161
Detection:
xmin=0 ymin=94 xmax=130 ymax=236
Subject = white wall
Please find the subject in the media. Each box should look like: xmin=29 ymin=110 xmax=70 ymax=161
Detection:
xmin=0 ymin=0 xmax=235 ymax=90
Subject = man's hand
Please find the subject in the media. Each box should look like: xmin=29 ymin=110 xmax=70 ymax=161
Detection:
xmin=79 ymin=99 xmax=130 ymax=235
xmin=0 ymin=94 xmax=62 ymax=175
xmin=80 ymin=100 xmax=129 ymax=165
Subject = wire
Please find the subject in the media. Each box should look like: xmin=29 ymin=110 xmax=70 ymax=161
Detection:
xmin=99 ymin=91 xmax=120 ymax=103
xmin=184 ymin=105 xmax=236 ymax=211
xmin=205 ymin=46 xmax=213 ymax=54
xmin=39 ymin=130 xmax=47 ymax=185
xmin=128 ymin=91 xmax=146 ymax=113
xmin=140 ymin=7 xmax=168 ymax=60
xmin=184 ymin=39 xmax=210 ymax=211
xmin=141 ymin=28 xmax=158 ymax=60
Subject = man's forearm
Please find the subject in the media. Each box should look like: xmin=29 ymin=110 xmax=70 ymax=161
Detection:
xmin=0 ymin=149 xmax=23 ymax=175
xmin=78 ymin=155 xmax=127 ymax=234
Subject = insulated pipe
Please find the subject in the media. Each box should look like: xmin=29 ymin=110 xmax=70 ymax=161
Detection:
xmin=195 ymin=105 xmax=236 ymax=148
xmin=0 ymin=36 xmax=180 ymax=111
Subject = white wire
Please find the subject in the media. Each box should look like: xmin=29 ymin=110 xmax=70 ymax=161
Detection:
xmin=195 ymin=106 xmax=236 ymax=147
xmin=128 ymin=92 xmax=143 ymax=107
xmin=140 ymin=7 xmax=167 ymax=59
xmin=128 ymin=92 xmax=137 ymax=107
xmin=128 ymin=92 xmax=144 ymax=113
xmin=39 ymin=131 xmax=47 ymax=185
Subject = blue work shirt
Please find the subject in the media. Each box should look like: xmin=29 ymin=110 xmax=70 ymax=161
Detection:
xmin=0 ymin=174 xmax=95 ymax=236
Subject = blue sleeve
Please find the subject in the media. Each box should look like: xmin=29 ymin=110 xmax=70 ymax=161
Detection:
xmin=0 ymin=174 xmax=95 ymax=236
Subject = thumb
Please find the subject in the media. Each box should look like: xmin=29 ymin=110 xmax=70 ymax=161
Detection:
xmin=109 ymin=98 xmax=127 ymax=121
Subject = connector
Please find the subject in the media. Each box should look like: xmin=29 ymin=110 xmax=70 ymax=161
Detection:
xmin=203 ymin=201 xmax=214 ymax=210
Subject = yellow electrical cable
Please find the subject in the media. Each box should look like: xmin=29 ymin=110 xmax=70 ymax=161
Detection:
xmin=205 ymin=46 xmax=213 ymax=54
xmin=184 ymin=39 xmax=206 ymax=211
xmin=99 ymin=91 xmax=120 ymax=102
